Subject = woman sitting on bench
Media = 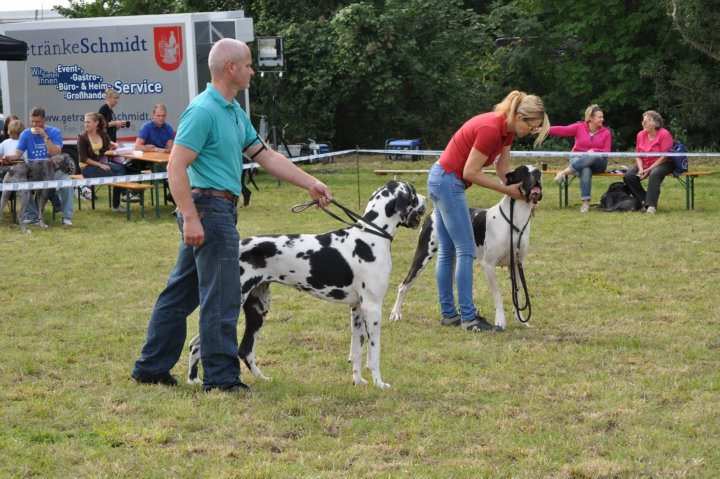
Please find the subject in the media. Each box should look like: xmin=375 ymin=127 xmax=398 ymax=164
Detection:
xmin=549 ymin=104 xmax=612 ymax=213
xmin=623 ymin=110 xmax=674 ymax=214
xmin=79 ymin=112 xmax=127 ymax=213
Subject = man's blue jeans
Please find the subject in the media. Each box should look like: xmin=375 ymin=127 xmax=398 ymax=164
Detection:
xmin=569 ymin=155 xmax=607 ymax=201
xmin=427 ymin=162 xmax=477 ymax=322
xmin=132 ymin=193 xmax=242 ymax=388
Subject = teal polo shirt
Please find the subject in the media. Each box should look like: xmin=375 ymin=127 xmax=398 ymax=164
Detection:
xmin=175 ymin=83 xmax=260 ymax=196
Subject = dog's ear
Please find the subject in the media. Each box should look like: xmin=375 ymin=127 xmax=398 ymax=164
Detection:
xmin=385 ymin=183 xmax=414 ymax=220
xmin=505 ymin=170 xmax=517 ymax=185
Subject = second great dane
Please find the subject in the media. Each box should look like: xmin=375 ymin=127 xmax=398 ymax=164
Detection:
xmin=187 ymin=181 xmax=427 ymax=389
xmin=0 ymin=154 xmax=75 ymax=233
xmin=389 ymin=165 xmax=542 ymax=329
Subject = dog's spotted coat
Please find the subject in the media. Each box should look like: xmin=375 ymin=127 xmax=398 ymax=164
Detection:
xmin=389 ymin=165 xmax=543 ymax=329
xmin=188 ymin=181 xmax=427 ymax=389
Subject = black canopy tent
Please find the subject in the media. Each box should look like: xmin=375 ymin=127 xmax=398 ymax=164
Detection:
xmin=0 ymin=33 xmax=27 ymax=61
xmin=0 ymin=33 xmax=28 ymax=119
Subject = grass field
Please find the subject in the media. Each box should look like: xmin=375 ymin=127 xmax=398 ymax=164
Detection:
xmin=1 ymin=154 xmax=719 ymax=478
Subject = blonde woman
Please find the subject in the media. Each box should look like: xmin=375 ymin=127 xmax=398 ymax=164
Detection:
xmin=623 ymin=110 xmax=674 ymax=214
xmin=428 ymin=90 xmax=549 ymax=332
xmin=549 ymin=104 xmax=612 ymax=212
xmin=0 ymin=119 xmax=26 ymax=163
xmin=99 ymin=88 xmax=127 ymax=143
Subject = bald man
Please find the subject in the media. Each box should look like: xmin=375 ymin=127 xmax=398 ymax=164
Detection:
xmin=132 ymin=39 xmax=333 ymax=393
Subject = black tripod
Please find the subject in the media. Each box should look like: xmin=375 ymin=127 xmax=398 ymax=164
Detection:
xmin=263 ymin=71 xmax=293 ymax=158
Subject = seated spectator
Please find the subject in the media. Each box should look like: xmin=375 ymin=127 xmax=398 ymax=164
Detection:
xmin=0 ymin=119 xmax=26 ymax=164
xmin=134 ymin=103 xmax=174 ymax=154
xmin=549 ymin=104 xmax=612 ymax=213
xmin=623 ymin=110 xmax=674 ymax=214
xmin=0 ymin=114 xmax=19 ymax=143
xmin=7 ymin=107 xmax=74 ymax=227
xmin=78 ymin=112 xmax=128 ymax=213
xmin=129 ymin=103 xmax=174 ymax=176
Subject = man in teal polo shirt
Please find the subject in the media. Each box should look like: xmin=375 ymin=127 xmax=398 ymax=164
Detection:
xmin=132 ymin=38 xmax=333 ymax=393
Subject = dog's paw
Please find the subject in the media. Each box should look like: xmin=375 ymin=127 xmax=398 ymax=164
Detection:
xmin=374 ymin=380 xmax=391 ymax=390
xmin=186 ymin=377 xmax=202 ymax=385
xmin=389 ymin=310 xmax=402 ymax=322
xmin=352 ymin=375 xmax=369 ymax=386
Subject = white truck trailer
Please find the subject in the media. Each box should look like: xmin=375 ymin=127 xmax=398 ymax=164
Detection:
xmin=0 ymin=10 xmax=254 ymax=156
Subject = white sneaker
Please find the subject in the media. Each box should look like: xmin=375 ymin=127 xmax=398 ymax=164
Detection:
xmin=580 ymin=203 xmax=590 ymax=213
xmin=554 ymin=172 xmax=566 ymax=184
xmin=22 ymin=218 xmax=48 ymax=228
xmin=112 ymin=205 xmax=127 ymax=213
xmin=645 ymin=206 xmax=656 ymax=214
xmin=62 ymin=218 xmax=73 ymax=227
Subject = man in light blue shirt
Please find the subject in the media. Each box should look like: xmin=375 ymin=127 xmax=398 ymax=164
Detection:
xmin=132 ymin=39 xmax=333 ymax=393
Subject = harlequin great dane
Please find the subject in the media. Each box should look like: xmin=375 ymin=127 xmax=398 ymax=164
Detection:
xmin=0 ymin=155 xmax=75 ymax=233
xmin=389 ymin=165 xmax=542 ymax=329
xmin=187 ymin=181 xmax=427 ymax=389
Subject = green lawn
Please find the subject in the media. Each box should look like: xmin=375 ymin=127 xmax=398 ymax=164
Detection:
xmin=1 ymin=154 xmax=719 ymax=478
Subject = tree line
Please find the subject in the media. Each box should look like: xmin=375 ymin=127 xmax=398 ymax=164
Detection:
xmin=56 ymin=0 xmax=719 ymax=151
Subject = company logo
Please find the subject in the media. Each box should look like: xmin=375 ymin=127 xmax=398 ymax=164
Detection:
xmin=154 ymin=26 xmax=183 ymax=71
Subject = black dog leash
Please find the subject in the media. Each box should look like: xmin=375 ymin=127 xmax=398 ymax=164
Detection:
xmin=500 ymin=199 xmax=532 ymax=323
xmin=292 ymin=198 xmax=394 ymax=241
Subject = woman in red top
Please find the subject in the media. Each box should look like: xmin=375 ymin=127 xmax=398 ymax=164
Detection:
xmin=427 ymin=90 xmax=549 ymax=332
xmin=622 ymin=110 xmax=674 ymax=214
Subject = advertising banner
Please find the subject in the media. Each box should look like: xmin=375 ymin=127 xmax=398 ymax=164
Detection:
xmin=3 ymin=24 xmax=190 ymax=143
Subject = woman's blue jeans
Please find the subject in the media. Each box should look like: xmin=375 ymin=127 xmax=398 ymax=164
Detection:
xmin=427 ymin=162 xmax=477 ymax=322
xmin=569 ymin=155 xmax=608 ymax=200
xmin=83 ymin=162 xmax=127 ymax=207
xmin=132 ymin=193 xmax=242 ymax=389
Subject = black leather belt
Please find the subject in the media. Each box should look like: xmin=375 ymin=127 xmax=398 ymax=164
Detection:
xmin=191 ymin=188 xmax=238 ymax=205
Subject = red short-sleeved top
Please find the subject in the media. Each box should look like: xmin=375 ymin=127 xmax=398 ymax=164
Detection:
xmin=636 ymin=128 xmax=674 ymax=170
xmin=438 ymin=112 xmax=514 ymax=188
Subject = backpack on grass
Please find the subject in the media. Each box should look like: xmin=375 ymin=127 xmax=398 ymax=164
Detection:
xmin=597 ymin=182 xmax=642 ymax=212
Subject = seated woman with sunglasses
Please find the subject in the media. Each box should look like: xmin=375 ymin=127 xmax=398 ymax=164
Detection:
xmin=623 ymin=110 xmax=674 ymax=214
xmin=549 ymin=104 xmax=612 ymax=213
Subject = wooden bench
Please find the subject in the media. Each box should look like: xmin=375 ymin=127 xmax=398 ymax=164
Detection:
xmin=110 ymin=182 xmax=154 ymax=220
xmin=375 ymin=169 xmax=498 ymax=179
xmin=544 ymin=169 xmax=718 ymax=210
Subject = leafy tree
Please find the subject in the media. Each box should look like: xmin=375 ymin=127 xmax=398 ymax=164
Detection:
xmin=481 ymin=0 xmax=683 ymax=149
xmin=48 ymin=0 xmax=720 ymax=149
xmin=55 ymin=0 xmax=178 ymax=17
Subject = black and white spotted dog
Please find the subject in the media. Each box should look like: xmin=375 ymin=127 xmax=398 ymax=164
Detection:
xmin=187 ymin=181 xmax=427 ymax=389
xmin=389 ymin=165 xmax=542 ymax=329
xmin=0 ymin=155 xmax=75 ymax=233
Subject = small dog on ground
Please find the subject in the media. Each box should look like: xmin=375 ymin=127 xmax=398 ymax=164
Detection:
xmin=187 ymin=181 xmax=427 ymax=389
xmin=389 ymin=165 xmax=542 ymax=329
xmin=0 ymin=154 xmax=75 ymax=233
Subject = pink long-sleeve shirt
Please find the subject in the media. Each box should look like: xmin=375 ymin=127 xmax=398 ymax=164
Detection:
xmin=548 ymin=121 xmax=612 ymax=153
xmin=636 ymin=128 xmax=673 ymax=169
